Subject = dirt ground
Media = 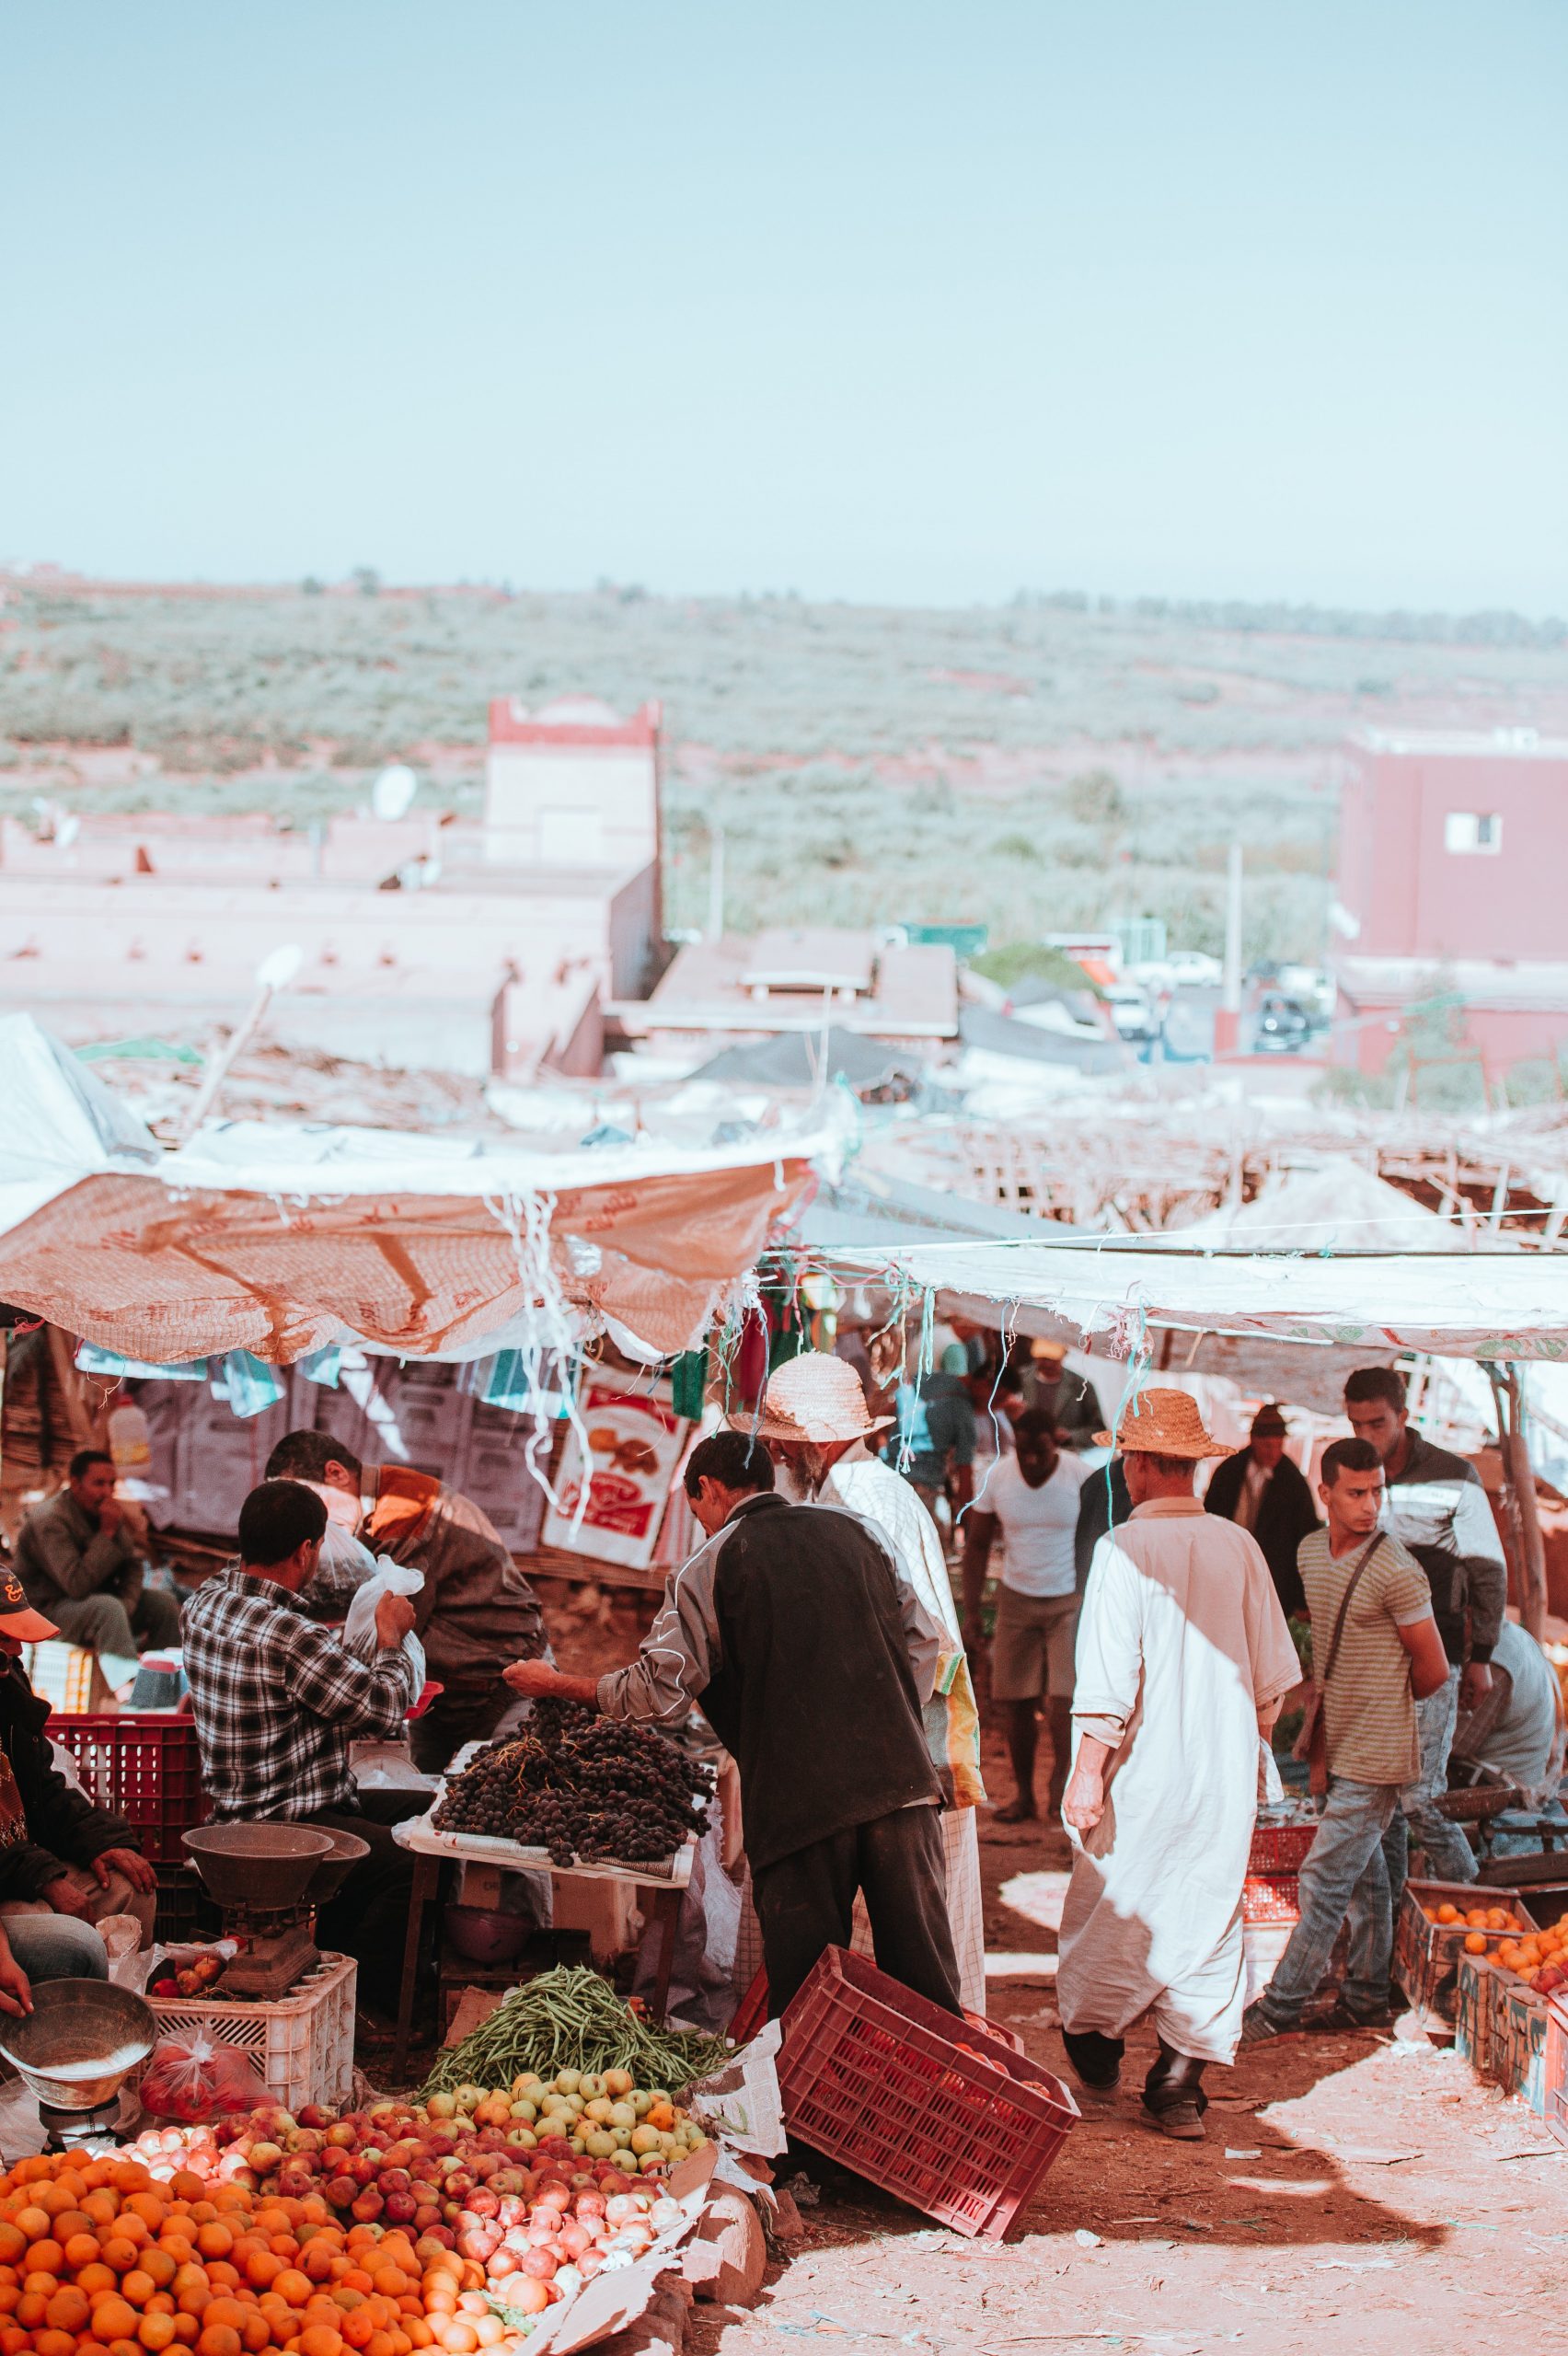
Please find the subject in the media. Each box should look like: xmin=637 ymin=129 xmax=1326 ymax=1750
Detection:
xmin=687 ymin=1780 xmax=1568 ymax=2355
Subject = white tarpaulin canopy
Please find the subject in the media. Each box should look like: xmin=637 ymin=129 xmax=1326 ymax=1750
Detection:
xmin=1168 ymin=1161 xmax=1507 ymax=1254
xmin=811 ymin=1232 xmax=1568 ymax=1362
xmin=0 ymin=1015 xmax=161 ymax=1238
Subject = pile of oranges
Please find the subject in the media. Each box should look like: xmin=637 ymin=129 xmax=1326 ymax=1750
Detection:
xmin=1493 ymin=1918 xmax=1568 ymax=1995
xmin=0 ymin=2149 xmax=497 ymax=2356
xmin=1422 ymin=1901 xmax=1525 ymax=1955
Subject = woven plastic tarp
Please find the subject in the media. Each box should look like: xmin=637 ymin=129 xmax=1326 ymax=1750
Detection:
xmin=0 ymin=1151 xmax=814 ymax=1365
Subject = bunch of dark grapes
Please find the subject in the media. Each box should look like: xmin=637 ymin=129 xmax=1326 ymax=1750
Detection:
xmin=432 ymin=1700 xmax=715 ymax=1866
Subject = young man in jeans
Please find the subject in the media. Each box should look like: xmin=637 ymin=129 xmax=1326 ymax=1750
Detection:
xmin=1240 ymin=1438 xmax=1449 ymax=2041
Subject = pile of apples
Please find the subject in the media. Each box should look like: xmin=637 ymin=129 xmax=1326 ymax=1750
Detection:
xmin=422 ymin=2071 xmax=706 ymax=2171
xmin=209 ymin=2085 xmax=704 ymax=2237
xmin=202 ymin=2096 xmax=698 ymax=2324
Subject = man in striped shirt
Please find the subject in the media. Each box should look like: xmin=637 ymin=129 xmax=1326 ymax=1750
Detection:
xmin=1241 ymin=1438 xmax=1449 ymax=2040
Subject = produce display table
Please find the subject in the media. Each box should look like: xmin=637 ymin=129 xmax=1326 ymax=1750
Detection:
xmin=390 ymin=1805 xmax=694 ymax=2080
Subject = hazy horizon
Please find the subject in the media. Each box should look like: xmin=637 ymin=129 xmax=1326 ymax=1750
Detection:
xmin=6 ymin=2 xmax=1564 ymax=615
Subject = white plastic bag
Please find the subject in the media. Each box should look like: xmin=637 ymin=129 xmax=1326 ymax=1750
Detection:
xmin=342 ymin=1552 xmax=427 ymax=1689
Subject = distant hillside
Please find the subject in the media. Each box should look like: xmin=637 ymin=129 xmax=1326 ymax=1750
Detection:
xmin=4 ymin=576 xmax=1565 ymax=963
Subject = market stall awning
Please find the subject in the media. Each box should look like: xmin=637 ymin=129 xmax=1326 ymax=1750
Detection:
xmin=0 ymin=1123 xmax=824 ymax=1366
xmin=807 ymin=1231 xmax=1568 ymax=1362
xmin=0 ymin=1014 xmax=160 ymax=1240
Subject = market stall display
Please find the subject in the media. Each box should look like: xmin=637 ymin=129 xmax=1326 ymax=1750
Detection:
xmin=432 ymin=1707 xmax=713 ymax=1870
xmin=1393 ymin=1878 xmax=1540 ymax=2027
xmin=421 ymin=1968 xmax=730 ymax=2097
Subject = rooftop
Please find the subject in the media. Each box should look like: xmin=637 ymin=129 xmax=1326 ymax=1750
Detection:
xmin=1355 ymin=727 xmax=1568 ymax=759
xmin=615 ymin=929 xmax=958 ymax=1039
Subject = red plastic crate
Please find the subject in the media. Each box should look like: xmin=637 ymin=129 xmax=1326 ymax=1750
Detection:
xmin=1249 ymin=1821 xmax=1319 ymax=1874
xmin=778 ymin=1946 xmax=1078 ymax=2240
xmin=1242 ymin=1874 xmax=1301 ymax=1923
xmin=730 ymin=1964 xmax=1026 ymax=2055
xmin=52 ymin=1713 xmax=209 ymax=1865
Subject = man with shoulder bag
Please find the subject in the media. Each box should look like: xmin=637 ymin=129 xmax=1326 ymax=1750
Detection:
xmin=1240 ymin=1438 xmax=1449 ymax=2041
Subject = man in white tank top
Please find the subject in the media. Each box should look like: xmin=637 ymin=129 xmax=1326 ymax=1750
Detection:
xmin=962 ymin=1410 xmax=1089 ymax=1821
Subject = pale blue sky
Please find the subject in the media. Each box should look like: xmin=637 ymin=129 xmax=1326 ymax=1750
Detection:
xmin=5 ymin=2 xmax=1564 ymax=610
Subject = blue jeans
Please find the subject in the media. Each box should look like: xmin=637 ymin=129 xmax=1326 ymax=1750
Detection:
xmin=1382 ymin=1666 xmax=1477 ymax=1898
xmin=2 ymin=1912 xmax=109 ymax=1982
xmin=1252 ymin=1774 xmax=1401 ymax=2028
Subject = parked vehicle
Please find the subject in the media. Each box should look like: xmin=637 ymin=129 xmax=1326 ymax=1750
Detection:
xmin=1253 ymin=992 xmax=1311 ymax=1052
xmin=1104 ymin=981 xmax=1159 ymax=1042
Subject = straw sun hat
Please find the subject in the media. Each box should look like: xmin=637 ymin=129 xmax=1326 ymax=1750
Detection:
xmin=733 ymin=1350 xmax=894 ymax=1444
xmin=1096 ymin=1386 xmax=1230 ymax=1459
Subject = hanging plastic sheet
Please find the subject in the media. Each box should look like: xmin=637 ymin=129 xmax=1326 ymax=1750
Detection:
xmin=213 ymin=1351 xmax=286 ymax=1420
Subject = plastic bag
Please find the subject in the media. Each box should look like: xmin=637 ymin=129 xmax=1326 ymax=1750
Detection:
xmin=342 ymin=1552 xmax=426 ymax=1688
xmin=97 ymin=1913 xmax=144 ymax=1989
xmin=140 ymin=2032 xmax=268 ymax=2123
xmin=319 ymin=1519 xmax=378 ymax=1585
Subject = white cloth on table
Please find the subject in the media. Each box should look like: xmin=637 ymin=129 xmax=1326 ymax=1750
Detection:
xmin=1056 ymin=1497 xmax=1299 ymax=2064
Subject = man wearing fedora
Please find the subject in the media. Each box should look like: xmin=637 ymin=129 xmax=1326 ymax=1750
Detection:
xmin=1057 ymin=1388 xmax=1299 ymax=2139
xmin=735 ymin=1350 xmax=988 ymax=2015
xmin=1204 ymin=1403 xmax=1320 ymax=1619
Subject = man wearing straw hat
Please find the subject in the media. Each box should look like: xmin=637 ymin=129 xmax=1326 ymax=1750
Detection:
xmin=1056 ymin=1388 xmax=1299 ymax=2139
xmin=739 ymin=1350 xmax=987 ymax=2015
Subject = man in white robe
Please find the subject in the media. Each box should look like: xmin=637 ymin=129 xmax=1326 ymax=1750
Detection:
xmin=1058 ymin=1388 xmax=1298 ymax=2139
xmin=739 ymin=1351 xmax=988 ymax=2015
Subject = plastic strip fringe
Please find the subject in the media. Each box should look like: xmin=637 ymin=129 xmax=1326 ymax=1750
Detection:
xmin=483 ymin=1184 xmax=594 ymax=1532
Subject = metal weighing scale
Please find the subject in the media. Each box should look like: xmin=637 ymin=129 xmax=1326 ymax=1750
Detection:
xmin=0 ymin=1981 xmax=156 ymax=2153
xmin=181 ymin=1823 xmax=368 ymax=1998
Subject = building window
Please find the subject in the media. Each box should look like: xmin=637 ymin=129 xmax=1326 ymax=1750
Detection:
xmin=1444 ymin=812 xmax=1503 ymax=854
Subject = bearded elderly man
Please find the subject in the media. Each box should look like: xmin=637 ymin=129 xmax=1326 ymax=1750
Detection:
xmin=1058 ymin=1390 xmax=1299 ymax=2141
xmin=739 ymin=1350 xmax=987 ymax=2015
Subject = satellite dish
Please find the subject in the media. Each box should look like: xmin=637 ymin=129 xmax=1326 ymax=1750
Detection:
xmin=55 ymin=813 xmax=80 ymax=850
xmin=372 ymin=764 xmax=418 ymax=822
xmin=255 ymin=943 xmax=304 ymax=991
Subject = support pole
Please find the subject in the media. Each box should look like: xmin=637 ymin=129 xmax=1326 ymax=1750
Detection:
xmin=179 ymin=985 xmax=278 ymax=1141
xmin=707 ymin=822 xmax=726 ymax=942
xmin=1215 ymin=840 xmax=1243 ymax=1055
xmin=1506 ymin=1368 xmax=1550 ymax=1642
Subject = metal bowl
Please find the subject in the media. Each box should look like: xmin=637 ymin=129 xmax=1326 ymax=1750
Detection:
xmin=305 ymin=1827 xmax=369 ymax=1909
xmin=182 ymin=1822 xmax=335 ymax=1911
xmin=0 ymin=1980 xmax=156 ymax=2111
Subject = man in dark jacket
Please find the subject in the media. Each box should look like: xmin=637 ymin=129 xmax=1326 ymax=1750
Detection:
xmin=265 ymin=1427 xmax=548 ymax=1772
xmin=504 ymin=1431 xmax=962 ymax=2020
xmin=1204 ymin=1404 xmax=1320 ymax=1617
xmin=15 ymin=1450 xmax=182 ymax=1659
xmin=0 ymin=1564 xmax=158 ymax=1946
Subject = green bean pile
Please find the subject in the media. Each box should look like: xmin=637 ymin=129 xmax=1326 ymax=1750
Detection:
xmin=421 ymin=1966 xmax=732 ymax=2096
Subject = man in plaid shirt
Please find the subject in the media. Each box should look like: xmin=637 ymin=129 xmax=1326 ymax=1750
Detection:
xmin=183 ymin=1481 xmax=420 ymax=2013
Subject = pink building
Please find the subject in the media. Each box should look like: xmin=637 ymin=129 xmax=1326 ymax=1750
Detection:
xmin=0 ymin=698 xmax=663 ymax=1080
xmin=1332 ymin=729 xmax=1568 ymax=1076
